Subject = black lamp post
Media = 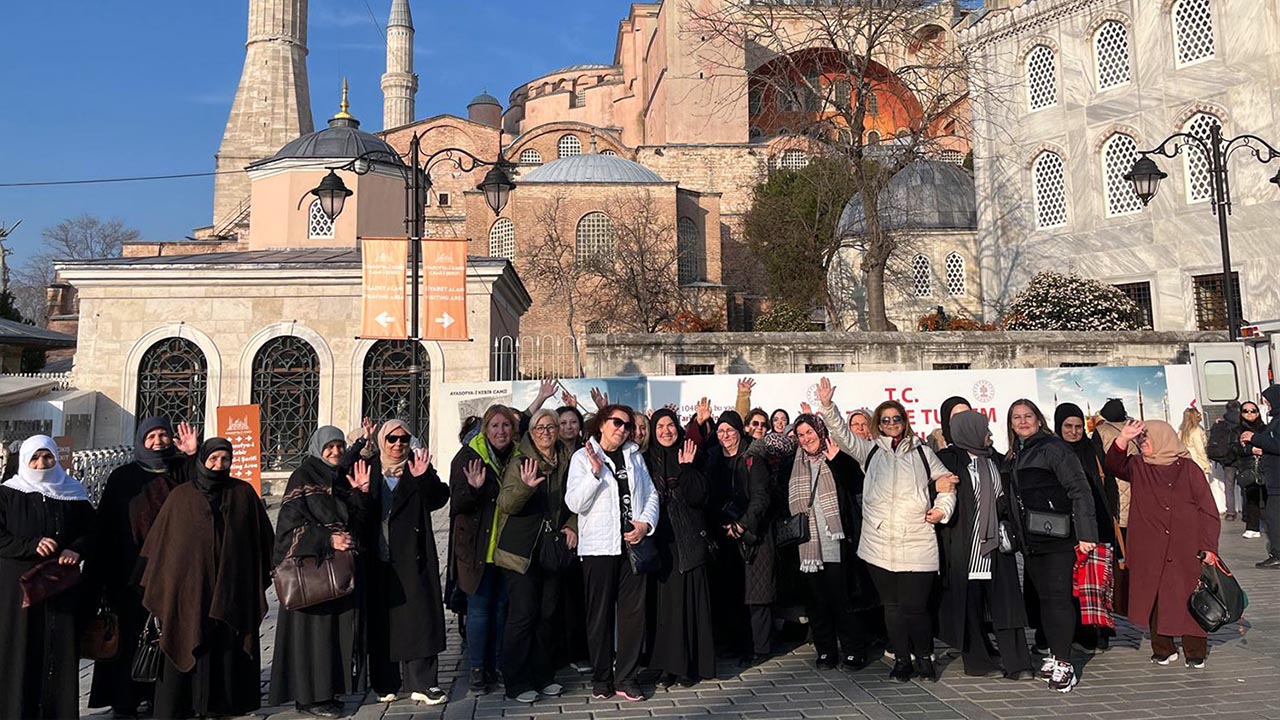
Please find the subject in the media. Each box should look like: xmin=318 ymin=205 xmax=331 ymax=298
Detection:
xmin=1126 ymin=125 xmax=1280 ymax=340
xmin=309 ymin=132 xmax=516 ymax=437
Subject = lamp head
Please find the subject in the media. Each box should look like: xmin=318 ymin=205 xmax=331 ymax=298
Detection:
xmin=477 ymin=163 xmax=516 ymax=216
xmin=1125 ymin=155 xmax=1167 ymax=206
xmin=310 ymin=170 xmax=353 ymax=220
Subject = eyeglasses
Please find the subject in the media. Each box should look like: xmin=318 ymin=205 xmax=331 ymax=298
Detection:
xmin=879 ymin=416 xmax=904 ymax=425
xmin=605 ymin=417 xmax=634 ymax=431
xmin=385 ymin=434 xmax=411 ymax=444
xmin=716 ymin=427 xmax=739 ymax=436
xmin=531 ymin=424 xmax=557 ymax=434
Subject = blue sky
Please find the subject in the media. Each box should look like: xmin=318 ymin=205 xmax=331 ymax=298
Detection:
xmin=0 ymin=0 xmax=635 ymax=264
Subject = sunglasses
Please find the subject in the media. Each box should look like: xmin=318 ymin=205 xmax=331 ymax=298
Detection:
xmin=1243 ymin=409 xmax=1260 ymax=415
xmin=605 ymin=417 xmax=634 ymax=431
xmin=385 ymin=434 xmax=411 ymax=444
xmin=879 ymin=416 xmax=904 ymax=425
xmin=532 ymin=424 xmax=557 ymax=434
xmin=748 ymin=420 xmax=767 ymax=427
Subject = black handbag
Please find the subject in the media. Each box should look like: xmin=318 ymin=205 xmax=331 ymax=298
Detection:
xmin=131 ymin=614 xmax=162 ymax=683
xmin=1010 ymin=467 xmax=1072 ymax=539
xmin=625 ymin=536 xmax=659 ymax=575
xmin=1189 ymin=554 xmax=1248 ymax=632
xmin=537 ymin=519 xmax=577 ymax=573
xmin=774 ymin=467 xmax=820 ymax=549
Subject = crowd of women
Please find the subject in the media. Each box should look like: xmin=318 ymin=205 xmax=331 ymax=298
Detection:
xmin=0 ymin=376 xmax=1263 ymax=718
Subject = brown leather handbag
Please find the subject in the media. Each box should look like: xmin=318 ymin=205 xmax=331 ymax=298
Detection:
xmin=19 ymin=559 xmax=81 ymax=608
xmin=80 ymin=604 xmax=121 ymax=660
xmin=271 ymin=550 xmax=356 ymax=611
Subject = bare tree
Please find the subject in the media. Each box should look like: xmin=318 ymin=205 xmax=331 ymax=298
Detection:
xmin=11 ymin=215 xmax=135 ymax=322
xmin=686 ymin=0 xmax=997 ymax=330
xmin=593 ymin=190 xmax=688 ymax=333
xmin=521 ymin=194 xmax=595 ymax=372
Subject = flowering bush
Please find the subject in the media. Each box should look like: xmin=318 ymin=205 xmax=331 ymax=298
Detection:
xmin=1002 ymin=271 xmax=1148 ymax=331
xmin=754 ymin=303 xmax=816 ymax=332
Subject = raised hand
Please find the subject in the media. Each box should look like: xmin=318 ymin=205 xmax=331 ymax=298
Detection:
xmin=816 ymin=377 xmax=835 ymax=408
xmin=537 ymin=378 xmax=558 ymax=402
xmin=408 ymin=448 xmax=431 ymax=477
xmin=464 ymin=458 xmax=486 ymax=489
xmin=800 ymin=401 xmax=813 ymax=415
xmin=678 ymin=438 xmax=698 ymax=465
xmin=361 ymin=416 xmax=376 ymax=442
xmin=737 ymin=377 xmax=756 ymax=392
xmin=584 ymin=443 xmax=604 ymax=476
xmin=36 ymin=537 xmax=58 ymax=557
xmin=175 ymin=422 xmax=199 ymax=455
xmin=348 ymin=459 xmax=371 ymax=493
xmin=695 ymin=397 xmax=712 ymax=425
xmin=520 ymin=458 xmax=545 ymax=489
xmin=561 ymin=389 xmax=579 ymax=408
xmin=1119 ymin=419 xmax=1146 ymax=443
xmin=589 ymin=387 xmax=609 ymax=409
xmin=822 ymin=436 xmax=839 ymax=461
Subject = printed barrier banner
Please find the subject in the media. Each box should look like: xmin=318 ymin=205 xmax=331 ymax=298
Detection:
xmin=360 ymin=238 xmax=408 ymax=340
xmin=217 ymin=404 xmax=262 ymax=496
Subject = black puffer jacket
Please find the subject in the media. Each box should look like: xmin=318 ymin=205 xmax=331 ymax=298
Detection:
xmin=1004 ymin=433 xmax=1098 ymax=555
xmin=1235 ymin=417 xmax=1268 ymax=489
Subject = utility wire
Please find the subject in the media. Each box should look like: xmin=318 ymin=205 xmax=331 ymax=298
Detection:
xmin=0 ymin=171 xmax=225 ymax=188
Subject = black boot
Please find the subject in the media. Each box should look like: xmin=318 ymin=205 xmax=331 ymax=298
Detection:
xmin=913 ymin=656 xmax=938 ymax=682
xmin=889 ymin=659 xmax=914 ymax=682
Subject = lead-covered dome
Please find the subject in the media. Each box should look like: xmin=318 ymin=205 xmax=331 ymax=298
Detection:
xmin=258 ymin=114 xmax=404 ymax=167
xmin=520 ymin=153 xmax=665 ymax=184
xmin=837 ymin=159 xmax=975 ymax=236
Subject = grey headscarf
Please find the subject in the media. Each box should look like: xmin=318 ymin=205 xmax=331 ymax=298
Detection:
xmin=949 ymin=410 xmax=1000 ymax=557
xmin=307 ymin=425 xmax=346 ymax=467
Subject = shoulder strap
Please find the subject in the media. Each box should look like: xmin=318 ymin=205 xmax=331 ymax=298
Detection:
xmin=866 ymin=443 xmax=879 ymax=468
xmin=805 ymin=460 xmax=821 ymax=509
xmin=916 ymin=445 xmax=930 ymax=480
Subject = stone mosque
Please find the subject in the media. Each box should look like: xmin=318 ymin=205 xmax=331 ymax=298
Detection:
xmin=52 ymin=0 xmax=1280 ymax=474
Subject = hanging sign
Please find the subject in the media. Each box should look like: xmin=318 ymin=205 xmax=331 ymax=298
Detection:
xmin=216 ymin=404 xmax=262 ymax=496
xmin=360 ymin=237 xmax=409 ymax=340
xmin=421 ymin=239 xmax=469 ymax=341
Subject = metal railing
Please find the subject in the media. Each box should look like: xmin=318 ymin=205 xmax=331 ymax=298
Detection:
xmin=491 ymin=335 xmax=583 ymax=380
xmin=1 ymin=372 xmax=73 ymax=390
xmin=72 ymin=445 xmax=134 ymax=506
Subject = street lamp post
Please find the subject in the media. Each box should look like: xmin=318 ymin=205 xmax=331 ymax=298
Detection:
xmin=309 ymin=132 xmax=516 ymax=437
xmin=1125 ymin=125 xmax=1280 ymax=340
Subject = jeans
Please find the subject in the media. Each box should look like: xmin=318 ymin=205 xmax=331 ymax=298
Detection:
xmin=501 ymin=565 xmax=560 ymax=696
xmin=867 ymin=565 xmax=934 ymax=660
xmin=1023 ymin=551 xmax=1077 ymax=660
xmin=467 ymin=565 xmax=509 ymax=671
xmin=803 ymin=561 xmax=866 ymax=660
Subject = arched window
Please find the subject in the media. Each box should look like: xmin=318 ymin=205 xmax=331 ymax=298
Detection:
xmin=912 ymin=255 xmax=933 ymax=298
xmin=1102 ymin=133 xmax=1143 ymax=216
xmin=677 ymin=217 xmax=702 ymax=284
xmin=1033 ymin=151 xmax=1068 ymax=228
xmin=945 ymin=252 xmax=966 ymax=296
xmin=488 ymin=218 xmax=515 ymax=260
xmin=1184 ymin=113 xmax=1221 ymax=203
xmin=778 ymin=149 xmax=809 ymax=170
xmin=136 ymin=337 xmax=208 ymax=431
xmin=308 ymin=199 xmax=335 ymax=240
xmin=251 ymin=336 xmax=319 ymax=471
xmin=558 ymin=134 xmax=582 ymax=158
xmin=1094 ymin=20 xmax=1131 ymax=90
xmin=1172 ymin=0 xmax=1215 ymax=66
xmin=362 ymin=340 xmax=430 ymax=438
xmin=1025 ymin=45 xmax=1058 ymax=111
xmin=575 ymin=212 xmax=614 ymax=260
xmin=866 ymin=130 xmax=881 ymax=145
xmin=600 ymin=149 xmax=618 ymax=157
xmin=519 ymin=148 xmax=542 ymax=165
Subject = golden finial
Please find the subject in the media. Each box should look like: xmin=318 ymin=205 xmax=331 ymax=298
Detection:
xmin=333 ymin=77 xmax=354 ymax=121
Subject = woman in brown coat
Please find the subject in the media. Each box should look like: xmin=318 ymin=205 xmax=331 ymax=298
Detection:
xmin=1106 ymin=419 xmax=1221 ymax=668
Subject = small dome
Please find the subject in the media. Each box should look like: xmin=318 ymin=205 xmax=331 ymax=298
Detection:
xmin=837 ymin=159 xmax=975 ymax=237
xmin=520 ymin=154 xmax=664 ymax=184
xmin=259 ymin=115 xmax=404 ymax=167
xmin=468 ymin=92 xmax=501 ymax=108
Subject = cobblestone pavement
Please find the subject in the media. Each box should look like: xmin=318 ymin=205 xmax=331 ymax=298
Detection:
xmin=80 ymin=507 xmax=1280 ymax=720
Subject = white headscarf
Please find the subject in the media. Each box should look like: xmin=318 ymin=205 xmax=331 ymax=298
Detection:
xmin=2 ymin=435 xmax=88 ymax=501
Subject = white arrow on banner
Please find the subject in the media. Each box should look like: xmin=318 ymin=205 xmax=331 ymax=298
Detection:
xmin=375 ymin=312 xmax=396 ymax=328
xmin=434 ymin=312 xmax=455 ymax=329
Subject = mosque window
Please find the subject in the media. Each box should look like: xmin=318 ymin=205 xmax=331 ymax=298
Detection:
xmin=1172 ymin=0 xmax=1215 ymax=67
xmin=866 ymin=90 xmax=879 ymax=117
xmin=912 ymin=255 xmax=933 ymax=298
xmin=251 ymin=336 xmax=320 ymax=471
xmin=939 ymin=149 xmax=964 ymax=165
xmin=135 ymin=337 xmax=207 ymax=432
xmin=1032 ymin=150 xmax=1068 ymax=229
xmin=600 ymin=149 xmax=618 ymax=157
xmin=1184 ymin=112 xmax=1221 ymax=203
xmin=945 ymin=252 xmax=965 ymax=296
xmin=436 ymin=192 xmax=451 ymax=207
xmin=778 ymin=149 xmax=809 ymax=170
xmin=488 ymin=218 xmax=515 ymax=260
xmin=575 ymin=212 xmax=615 ymax=261
xmin=1114 ymin=281 xmax=1154 ymax=328
xmin=519 ymin=148 xmax=543 ymax=164
xmin=1025 ymin=45 xmax=1058 ymax=111
xmin=866 ymin=130 xmax=881 ymax=145
xmin=573 ymin=88 xmax=587 ymax=108
xmin=1102 ymin=133 xmax=1143 ymax=217
xmin=362 ymin=340 xmax=430 ymax=437
xmin=586 ymin=320 xmax=608 ymax=334
xmin=677 ymin=217 xmax=703 ymax=285
xmin=308 ymin=198 xmax=335 ymax=240
xmin=1193 ymin=272 xmax=1241 ymax=331
xmin=558 ymin=134 xmax=582 ymax=158
xmin=833 ymin=80 xmax=852 ymax=111
xmin=1094 ymin=20 xmax=1131 ymax=91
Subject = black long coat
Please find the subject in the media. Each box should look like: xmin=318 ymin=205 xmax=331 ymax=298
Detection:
xmin=357 ymin=456 xmax=450 ymax=662
xmin=703 ymin=442 xmax=776 ymax=605
xmin=0 ymin=486 xmax=96 ymax=720
xmin=935 ymin=447 xmax=1026 ymax=651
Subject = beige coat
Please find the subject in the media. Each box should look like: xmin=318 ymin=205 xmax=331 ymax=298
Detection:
xmin=820 ymin=403 xmax=955 ymax=573
xmin=1096 ymin=418 xmax=1134 ymax=526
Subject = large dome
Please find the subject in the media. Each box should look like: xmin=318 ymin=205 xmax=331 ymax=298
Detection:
xmin=837 ymin=159 xmax=975 ymax=237
xmin=520 ymin=153 xmax=665 ymax=184
xmin=257 ymin=115 xmax=404 ymax=167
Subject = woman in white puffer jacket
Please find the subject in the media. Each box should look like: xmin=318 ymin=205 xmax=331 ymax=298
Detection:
xmin=813 ymin=377 xmax=957 ymax=683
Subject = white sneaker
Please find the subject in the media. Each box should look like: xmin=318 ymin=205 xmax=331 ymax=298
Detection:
xmin=1151 ymin=651 xmax=1179 ymax=665
xmin=1048 ymin=661 xmax=1078 ymax=693
xmin=377 ymin=693 xmax=397 ymax=703
xmin=1243 ymin=530 xmax=1262 ymax=539
xmin=513 ymin=690 xmax=539 ymax=703
xmin=539 ymin=683 xmax=564 ymax=697
xmin=411 ymin=688 xmax=447 ymax=705
xmin=1037 ymin=655 xmax=1056 ymax=681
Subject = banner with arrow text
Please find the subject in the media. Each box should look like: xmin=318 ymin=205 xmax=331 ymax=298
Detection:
xmin=360 ymin=237 xmax=408 ymax=340
xmin=421 ymin=239 xmax=469 ymax=341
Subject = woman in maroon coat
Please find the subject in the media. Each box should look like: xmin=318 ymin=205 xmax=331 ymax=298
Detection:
xmin=1106 ymin=419 xmax=1220 ymax=668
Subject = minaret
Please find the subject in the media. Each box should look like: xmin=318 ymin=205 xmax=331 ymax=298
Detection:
xmin=382 ymin=0 xmax=417 ymax=130
xmin=213 ymin=0 xmax=314 ymax=234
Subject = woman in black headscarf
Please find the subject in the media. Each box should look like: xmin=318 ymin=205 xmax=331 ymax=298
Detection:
xmin=936 ymin=411 xmax=1030 ymax=679
xmin=1233 ymin=401 xmax=1267 ymax=538
xmin=139 ymin=437 xmax=274 ymax=719
xmin=645 ymin=408 xmax=716 ymax=688
xmin=88 ymin=417 xmax=196 ymax=717
xmin=931 ymin=396 xmax=972 ymax=451
xmin=268 ymin=426 xmax=369 ymax=718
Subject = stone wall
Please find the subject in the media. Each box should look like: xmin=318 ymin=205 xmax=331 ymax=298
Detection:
xmin=585 ymin=330 xmax=1225 ymax=377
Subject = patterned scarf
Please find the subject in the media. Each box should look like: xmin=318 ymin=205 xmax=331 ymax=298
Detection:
xmin=788 ymin=448 xmax=844 ymax=573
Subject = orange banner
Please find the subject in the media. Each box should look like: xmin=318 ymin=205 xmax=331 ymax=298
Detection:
xmin=216 ymin=404 xmax=262 ymax=496
xmin=421 ymin=239 xmax=469 ymax=341
xmin=360 ymin=237 xmax=408 ymax=340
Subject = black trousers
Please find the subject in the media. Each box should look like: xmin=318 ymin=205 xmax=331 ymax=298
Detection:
xmin=1243 ymin=485 xmax=1265 ymax=532
xmin=867 ymin=565 xmax=934 ymax=660
xmin=581 ymin=554 xmax=646 ymax=693
xmin=803 ymin=561 xmax=866 ymax=659
xmin=368 ymin=561 xmax=439 ymax=695
xmin=1262 ymin=487 xmax=1280 ymax=557
xmin=501 ymin=565 xmax=561 ymax=696
xmin=961 ymin=580 xmax=1031 ymax=675
xmin=1023 ymin=551 xmax=1076 ymax=660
